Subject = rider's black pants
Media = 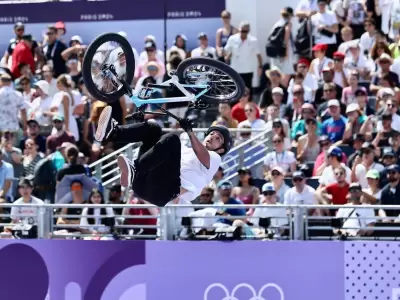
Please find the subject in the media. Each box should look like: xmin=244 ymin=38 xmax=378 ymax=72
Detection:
xmin=114 ymin=122 xmax=181 ymax=206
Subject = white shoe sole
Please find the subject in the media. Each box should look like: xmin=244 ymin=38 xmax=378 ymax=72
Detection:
xmin=95 ymin=106 xmax=112 ymax=142
xmin=117 ymin=155 xmax=132 ymax=188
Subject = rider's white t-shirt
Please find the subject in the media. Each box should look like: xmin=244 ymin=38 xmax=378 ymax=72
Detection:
xmin=179 ymin=144 xmax=221 ymax=203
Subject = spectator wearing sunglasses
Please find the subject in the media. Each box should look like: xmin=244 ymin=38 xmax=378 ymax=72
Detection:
xmin=238 ymin=102 xmax=266 ymax=138
xmin=379 ymin=164 xmax=400 ymax=220
xmin=267 ymin=166 xmax=290 ymax=204
xmin=321 ymin=99 xmax=347 ymax=143
xmin=191 ymin=187 xmax=214 ymax=210
xmin=290 ymin=103 xmax=321 ymax=140
xmin=231 ymin=87 xmax=260 ymax=123
xmin=264 ymin=134 xmax=296 ymax=176
xmin=316 ymin=166 xmax=350 ymax=206
xmin=363 ymin=169 xmax=381 ymax=203
xmin=284 ymin=171 xmax=317 ymax=207
xmin=271 ymin=119 xmax=291 ymax=150
xmin=232 ymin=167 xmax=260 ymax=213
xmin=251 ymin=183 xmax=287 ymax=236
xmin=318 ymin=146 xmax=351 ymax=187
xmin=297 ymin=117 xmax=321 ymax=163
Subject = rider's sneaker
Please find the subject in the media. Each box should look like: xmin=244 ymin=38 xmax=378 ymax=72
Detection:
xmin=95 ymin=106 xmax=117 ymax=142
xmin=117 ymin=154 xmax=135 ymax=188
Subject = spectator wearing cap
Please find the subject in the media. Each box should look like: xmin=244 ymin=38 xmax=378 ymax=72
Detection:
xmin=19 ymin=119 xmax=46 ymax=154
xmin=264 ymin=134 xmax=297 ymax=176
xmin=54 ymin=21 xmax=66 ymax=41
xmin=379 ymin=164 xmax=400 ymax=219
xmin=141 ymin=35 xmax=165 ymax=64
xmin=318 ymin=146 xmax=351 ymax=186
xmin=251 ymin=182 xmax=287 ymax=236
xmin=288 ymin=58 xmax=318 ymax=97
xmin=321 ymin=99 xmax=347 ymax=143
xmin=0 ymin=74 xmax=27 ymax=135
xmin=284 ymin=171 xmax=317 ymax=206
xmin=43 ymin=25 xmax=67 ymax=78
xmin=134 ymin=62 xmax=163 ymax=95
xmin=134 ymin=41 xmax=165 ymax=81
xmin=290 ymin=103 xmax=321 ymax=139
xmin=214 ymin=180 xmax=246 ymax=226
xmin=238 ymin=102 xmax=265 ymax=137
xmin=296 ymin=117 xmax=321 ymax=162
xmin=370 ymin=53 xmax=399 ymax=94
xmin=316 ymin=165 xmax=350 ymax=209
xmin=315 ymin=69 xmax=343 ymax=105
xmin=353 ymin=88 xmax=375 ymax=116
xmin=310 ymin=43 xmax=334 ymax=82
xmin=373 ymin=113 xmax=400 ymax=148
xmin=61 ymin=35 xmax=85 ymax=61
xmin=271 ymin=118 xmax=291 ymax=150
xmin=224 ymin=21 xmax=262 ymax=91
xmin=268 ymin=166 xmax=290 ymax=203
xmin=232 ymin=167 xmax=260 ymax=208
xmin=335 ymin=182 xmax=375 ymax=237
xmin=379 ymin=148 xmax=399 ymax=188
xmin=311 ymin=0 xmax=338 ymax=58
xmin=29 ymin=80 xmax=53 ymax=127
xmin=9 ymin=179 xmax=44 ymax=225
xmin=11 ymin=34 xmax=34 ymax=79
xmin=269 ymin=7 xmax=295 ymax=79
xmin=269 ymin=87 xmax=287 ymax=118
xmin=332 ymin=52 xmax=349 ymax=88
xmin=351 ymin=142 xmax=384 ymax=188
xmin=344 ymin=42 xmax=372 ymax=79
xmin=363 ymin=169 xmax=382 ymax=202
xmin=46 ymin=115 xmax=75 ymax=155
xmin=286 ymin=73 xmax=313 ymax=106
xmin=342 ymin=103 xmax=371 ymax=143
xmin=259 ymin=68 xmax=288 ymax=109
xmin=191 ymin=33 xmax=217 ymax=59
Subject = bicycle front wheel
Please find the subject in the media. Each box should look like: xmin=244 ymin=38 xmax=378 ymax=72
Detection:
xmin=175 ymin=57 xmax=245 ymax=105
xmin=82 ymin=32 xmax=135 ymax=103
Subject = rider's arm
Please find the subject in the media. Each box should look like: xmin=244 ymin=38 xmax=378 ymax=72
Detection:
xmin=188 ymin=131 xmax=211 ymax=169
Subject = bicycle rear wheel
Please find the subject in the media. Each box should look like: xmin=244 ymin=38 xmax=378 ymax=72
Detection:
xmin=175 ymin=57 xmax=245 ymax=105
xmin=82 ymin=32 xmax=135 ymax=103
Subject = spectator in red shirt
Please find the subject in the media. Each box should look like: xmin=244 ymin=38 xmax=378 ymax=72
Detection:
xmin=46 ymin=115 xmax=75 ymax=154
xmin=231 ymin=87 xmax=260 ymax=123
xmin=123 ymin=194 xmax=158 ymax=236
xmin=313 ymin=135 xmax=348 ymax=176
xmin=11 ymin=34 xmax=34 ymax=79
xmin=316 ymin=166 xmax=349 ymax=205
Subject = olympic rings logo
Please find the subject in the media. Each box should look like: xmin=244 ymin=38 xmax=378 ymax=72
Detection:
xmin=203 ymin=283 xmax=284 ymax=300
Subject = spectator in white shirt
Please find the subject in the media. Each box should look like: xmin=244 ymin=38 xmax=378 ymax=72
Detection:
xmin=376 ymin=100 xmax=400 ymax=132
xmin=351 ymin=142 xmax=384 ymax=189
xmin=338 ymin=26 xmax=358 ymax=57
xmin=344 ymin=42 xmax=372 ymax=79
xmin=284 ymin=170 xmax=317 ymax=205
xmin=311 ymin=0 xmax=339 ymax=58
xmin=319 ymin=146 xmax=351 ymax=186
xmin=0 ymin=74 xmax=27 ymax=134
xmin=139 ymin=35 xmax=164 ymax=64
xmin=359 ymin=18 xmax=378 ymax=55
xmin=287 ymin=73 xmax=314 ymax=105
xmin=264 ymin=134 xmax=296 ymax=176
xmin=295 ymin=0 xmax=318 ymax=18
xmin=224 ymin=21 xmax=262 ymax=90
xmin=41 ymin=65 xmax=59 ymax=98
xmin=238 ymin=102 xmax=266 ymax=137
xmin=191 ymin=33 xmax=217 ymax=59
xmin=29 ymin=80 xmax=53 ymax=126
xmin=288 ymin=58 xmax=318 ymax=97
xmin=335 ymin=183 xmax=375 ymax=237
xmin=310 ymin=43 xmax=334 ymax=81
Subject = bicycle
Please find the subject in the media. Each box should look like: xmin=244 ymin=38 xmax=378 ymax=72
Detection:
xmin=82 ymin=32 xmax=246 ymax=121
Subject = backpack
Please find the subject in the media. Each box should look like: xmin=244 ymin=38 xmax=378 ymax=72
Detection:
xmin=295 ymin=19 xmax=312 ymax=58
xmin=265 ymin=21 xmax=287 ymax=58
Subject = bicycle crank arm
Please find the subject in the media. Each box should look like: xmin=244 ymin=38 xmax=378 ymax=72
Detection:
xmin=153 ymin=104 xmax=181 ymax=121
xmin=107 ymin=64 xmax=133 ymax=97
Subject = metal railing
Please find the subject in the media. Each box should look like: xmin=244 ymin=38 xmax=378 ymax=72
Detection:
xmin=2 ymin=203 xmax=400 ymax=241
xmin=88 ymin=128 xmax=272 ymax=189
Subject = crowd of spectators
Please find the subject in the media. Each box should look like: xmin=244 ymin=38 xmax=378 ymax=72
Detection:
xmin=2 ymin=0 xmax=400 ymax=240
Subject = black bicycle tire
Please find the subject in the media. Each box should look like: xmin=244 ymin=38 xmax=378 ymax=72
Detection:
xmin=175 ymin=57 xmax=245 ymax=105
xmin=82 ymin=32 xmax=135 ymax=103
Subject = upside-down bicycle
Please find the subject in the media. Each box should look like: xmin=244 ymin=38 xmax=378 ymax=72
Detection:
xmin=82 ymin=32 xmax=245 ymax=121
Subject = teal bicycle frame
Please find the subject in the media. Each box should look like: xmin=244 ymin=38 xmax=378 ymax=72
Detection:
xmin=129 ymin=74 xmax=211 ymax=108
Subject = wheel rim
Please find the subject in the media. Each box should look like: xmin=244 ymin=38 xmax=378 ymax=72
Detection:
xmin=181 ymin=63 xmax=238 ymax=101
xmin=90 ymin=40 xmax=127 ymax=94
